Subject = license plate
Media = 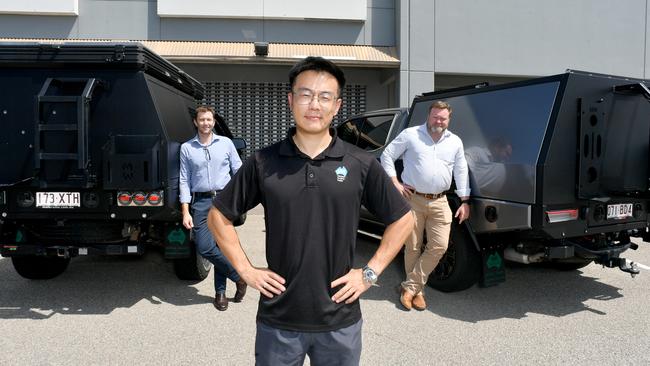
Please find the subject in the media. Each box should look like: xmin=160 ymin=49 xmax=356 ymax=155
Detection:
xmin=607 ymin=203 xmax=633 ymax=220
xmin=36 ymin=192 xmax=81 ymax=208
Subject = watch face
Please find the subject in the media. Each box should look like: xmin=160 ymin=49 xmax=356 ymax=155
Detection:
xmin=363 ymin=268 xmax=377 ymax=283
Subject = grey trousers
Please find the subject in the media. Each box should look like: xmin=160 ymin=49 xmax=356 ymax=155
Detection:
xmin=254 ymin=319 xmax=362 ymax=366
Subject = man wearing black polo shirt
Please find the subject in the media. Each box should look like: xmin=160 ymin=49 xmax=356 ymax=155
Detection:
xmin=207 ymin=57 xmax=413 ymax=365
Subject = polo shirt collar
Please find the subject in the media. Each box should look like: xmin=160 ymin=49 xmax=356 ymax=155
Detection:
xmin=279 ymin=127 xmax=345 ymax=159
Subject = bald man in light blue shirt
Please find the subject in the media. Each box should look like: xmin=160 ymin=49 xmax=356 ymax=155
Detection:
xmin=381 ymin=100 xmax=470 ymax=311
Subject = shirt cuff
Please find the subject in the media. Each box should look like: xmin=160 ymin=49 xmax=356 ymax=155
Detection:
xmin=455 ymin=189 xmax=471 ymax=198
xmin=179 ymin=193 xmax=192 ymax=204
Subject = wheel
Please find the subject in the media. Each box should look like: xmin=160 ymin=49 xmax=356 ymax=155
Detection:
xmin=11 ymin=256 xmax=70 ymax=279
xmin=548 ymin=259 xmax=593 ymax=271
xmin=427 ymin=222 xmax=481 ymax=292
xmin=173 ymin=242 xmax=212 ymax=281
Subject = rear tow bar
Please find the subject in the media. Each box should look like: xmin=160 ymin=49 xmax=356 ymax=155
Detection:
xmin=599 ymin=257 xmax=648 ymax=277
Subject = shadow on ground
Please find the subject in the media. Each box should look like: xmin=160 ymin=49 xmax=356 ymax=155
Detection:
xmin=0 ymin=231 xmax=625 ymax=322
xmin=0 ymin=250 xmax=213 ymax=319
xmin=355 ymin=234 xmax=623 ymax=323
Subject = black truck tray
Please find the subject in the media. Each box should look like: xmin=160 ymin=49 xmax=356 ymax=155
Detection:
xmin=0 ymin=41 xmax=204 ymax=99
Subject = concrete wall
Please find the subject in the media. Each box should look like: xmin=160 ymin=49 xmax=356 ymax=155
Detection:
xmin=2 ymin=0 xmax=649 ymax=109
xmin=157 ymin=0 xmax=367 ymax=21
xmin=395 ymin=0 xmax=649 ymax=107
xmin=433 ymin=0 xmax=647 ymax=78
xmin=0 ymin=0 xmax=395 ymax=46
xmin=0 ymin=0 xmax=77 ymax=16
xmin=397 ymin=0 xmax=435 ymax=107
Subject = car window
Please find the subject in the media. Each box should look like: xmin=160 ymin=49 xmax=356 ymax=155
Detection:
xmin=337 ymin=114 xmax=395 ymax=151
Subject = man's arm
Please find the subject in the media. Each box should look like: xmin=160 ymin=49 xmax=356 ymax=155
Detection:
xmin=207 ymin=207 xmax=286 ymax=298
xmin=380 ymin=132 xmax=412 ymax=198
xmin=331 ymin=211 xmax=413 ymax=304
xmin=179 ymin=145 xmax=193 ymax=229
xmin=379 ymin=132 xmax=407 ymax=178
xmin=228 ymin=140 xmax=243 ymax=175
xmin=453 ymin=139 xmax=471 ymax=223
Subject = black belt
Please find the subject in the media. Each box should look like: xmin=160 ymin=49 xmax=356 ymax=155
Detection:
xmin=413 ymin=191 xmax=445 ymax=199
xmin=193 ymin=191 xmax=219 ymax=199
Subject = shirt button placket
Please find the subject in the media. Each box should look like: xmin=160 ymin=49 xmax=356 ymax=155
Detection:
xmin=307 ymin=165 xmax=317 ymax=187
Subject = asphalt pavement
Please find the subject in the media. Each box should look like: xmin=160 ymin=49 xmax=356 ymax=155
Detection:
xmin=1 ymin=212 xmax=649 ymax=365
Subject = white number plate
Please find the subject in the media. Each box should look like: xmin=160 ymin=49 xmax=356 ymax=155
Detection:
xmin=607 ymin=203 xmax=633 ymax=220
xmin=36 ymin=192 xmax=81 ymax=208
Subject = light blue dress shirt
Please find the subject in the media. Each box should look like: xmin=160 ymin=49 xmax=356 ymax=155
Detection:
xmin=179 ymin=133 xmax=243 ymax=204
xmin=380 ymin=123 xmax=471 ymax=197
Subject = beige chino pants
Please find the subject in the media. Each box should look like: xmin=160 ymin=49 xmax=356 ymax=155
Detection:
xmin=401 ymin=194 xmax=452 ymax=295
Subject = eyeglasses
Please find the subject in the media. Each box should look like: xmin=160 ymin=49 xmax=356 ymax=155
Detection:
xmin=203 ymin=147 xmax=211 ymax=161
xmin=292 ymin=89 xmax=339 ymax=107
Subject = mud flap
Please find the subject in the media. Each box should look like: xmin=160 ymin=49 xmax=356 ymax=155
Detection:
xmin=164 ymin=224 xmax=191 ymax=259
xmin=479 ymin=245 xmax=506 ymax=287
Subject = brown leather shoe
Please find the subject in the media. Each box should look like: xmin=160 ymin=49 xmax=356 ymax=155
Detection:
xmin=412 ymin=293 xmax=426 ymax=311
xmin=213 ymin=292 xmax=228 ymax=311
xmin=233 ymin=279 xmax=247 ymax=303
xmin=400 ymin=288 xmax=414 ymax=310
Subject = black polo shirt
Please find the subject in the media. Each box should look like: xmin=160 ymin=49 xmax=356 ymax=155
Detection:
xmin=214 ymin=128 xmax=410 ymax=332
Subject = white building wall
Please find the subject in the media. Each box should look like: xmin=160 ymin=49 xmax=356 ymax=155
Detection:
xmin=0 ymin=0 xmax=77 ymax=16
xmin=157 ymin=0 xmax=367 ymax=21
xmin=433 ymin=0 xmax=647 ymax=78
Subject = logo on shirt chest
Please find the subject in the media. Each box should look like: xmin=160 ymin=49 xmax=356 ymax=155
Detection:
xmin=335 ymin=166 xmax=348 ymax=182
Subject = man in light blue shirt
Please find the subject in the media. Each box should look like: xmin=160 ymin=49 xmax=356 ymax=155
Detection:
xmin=381 ymin=100 xmax=470 ymax=311
xmin=179 ymin=105 xmax=246 ymax=311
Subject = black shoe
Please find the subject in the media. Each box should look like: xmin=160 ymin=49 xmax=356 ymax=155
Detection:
xmin=233 ymin=279 xmax=247 ymax=303
xmin=214 ymin=292 xmax=228 ymax=311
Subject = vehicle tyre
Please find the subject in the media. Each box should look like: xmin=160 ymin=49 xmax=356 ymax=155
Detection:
xmin=11 ymin=256 xmax=70 ymax=279
xmin=427 ymin=222 xmax=481 ymax=292
xmin=548 ymin=259 xmax=592 ymax=271
xmin=173 ymin=242 xmax=212 ymax=281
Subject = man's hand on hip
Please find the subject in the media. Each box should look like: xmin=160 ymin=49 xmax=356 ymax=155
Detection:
xmin=331 ymin=268 xmax=372 ymax=304
xmin=391 ymin=177 xmax=413 ymax=199
xmin=241 ymin=267 xmax=286 ymax=299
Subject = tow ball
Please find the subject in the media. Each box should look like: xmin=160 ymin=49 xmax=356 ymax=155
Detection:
xmin=599 ymin=257 xmax=647 ymax=277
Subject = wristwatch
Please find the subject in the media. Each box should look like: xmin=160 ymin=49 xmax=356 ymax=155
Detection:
xmin=362 ymin=265 xmax=378 ymax=286
xmin=461 ymin=199 xmax=471 ymax=205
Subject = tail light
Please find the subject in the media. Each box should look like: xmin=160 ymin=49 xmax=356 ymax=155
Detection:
xmin=132 ymin=192 xmax=147 ymax=206
xmin=116 ymin=191 xmax=164 ymax=207
xmin=147 ymin=192 xmax=162 ymax=205
xmin=546 ymin=209 xmax=578 ymax=223
xmin=117 ymin=192 xmax=132 ymax=206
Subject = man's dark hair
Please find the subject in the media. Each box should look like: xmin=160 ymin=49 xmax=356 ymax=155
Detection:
xmin=288 ymin=56 xmax=346 ymax=97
